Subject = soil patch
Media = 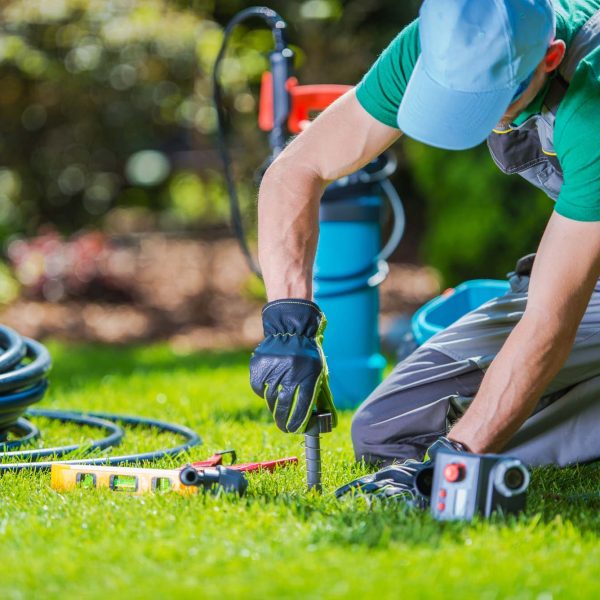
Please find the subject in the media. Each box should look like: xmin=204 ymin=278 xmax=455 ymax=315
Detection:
xmin=0 ymin=235 xmax=440 ymax=349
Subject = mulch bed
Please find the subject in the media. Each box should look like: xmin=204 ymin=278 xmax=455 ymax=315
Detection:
xmin=0 ymin=235 xmax=440 ymax=349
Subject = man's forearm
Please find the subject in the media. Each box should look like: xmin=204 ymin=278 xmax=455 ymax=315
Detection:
xmin=449 ymin=308 xmax=577 ymax=453
xmin=449 ymin=211 xmax=600 ymax=454
xmin=255 ymin=90 xmax=402 ymax=302
xmin=258 ymin=155 xmax=326 ymax=301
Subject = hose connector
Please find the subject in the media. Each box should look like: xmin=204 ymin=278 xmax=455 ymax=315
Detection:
xmin=179 ymin=465 xmax=248 ymax=496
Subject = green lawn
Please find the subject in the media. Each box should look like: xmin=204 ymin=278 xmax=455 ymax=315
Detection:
xmin=1 ymin=342 xmax=599 ymax=599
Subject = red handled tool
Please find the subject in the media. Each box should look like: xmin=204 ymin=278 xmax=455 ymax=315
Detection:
xmin=258 ymin=72 xmax=351 ymax=134
xmin=187 ymin=449 xmax=298 ymax=473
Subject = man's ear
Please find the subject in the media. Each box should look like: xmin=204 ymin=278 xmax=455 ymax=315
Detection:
xmin=544 ymin=40 xmax=566 ymax=72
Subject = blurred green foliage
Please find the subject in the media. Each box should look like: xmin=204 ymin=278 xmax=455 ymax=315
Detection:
xmin=0 ymin=0 xmax=553 ymax=285
xmin=0 ymin=0 xmax=260 ymax=237
xmin=404 ymin=140 xmax=552 ymax=284
xmin=0 ymin=0 xmax=418 ymax=235
xmin=0 ymin=260 xmax=20 ymax=303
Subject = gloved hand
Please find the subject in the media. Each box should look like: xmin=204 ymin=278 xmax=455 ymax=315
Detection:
xmin=250 ymin=299 xmax=337 ymax=433
xmin=335 ymin=437 xmax=466 ymax=507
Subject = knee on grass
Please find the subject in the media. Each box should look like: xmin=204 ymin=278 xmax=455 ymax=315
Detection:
xmin=350 ymin=399 xmax=398 ymax=466
xmin=351 ymin=393 xmax=444 ymax=467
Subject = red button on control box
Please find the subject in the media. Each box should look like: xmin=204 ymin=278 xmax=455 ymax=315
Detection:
xmin=439 ymin=488 xmax=447 ymax=498
xmin=443 ymin=462 xmax=466 ymax=483
xmin=437 ymin=502 xmax=446 ymax=511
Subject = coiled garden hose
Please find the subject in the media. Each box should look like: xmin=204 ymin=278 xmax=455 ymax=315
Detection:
xmin=0 ymin=325 xmax=202 ymax=472
xmin=0 ymin=326 xmax=50 ymax=432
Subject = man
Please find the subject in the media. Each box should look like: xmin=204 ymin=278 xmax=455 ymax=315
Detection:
xmin=250 ymin=0 xmax=600 ymax=498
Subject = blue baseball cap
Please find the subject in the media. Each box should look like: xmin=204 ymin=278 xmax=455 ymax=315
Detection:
xmin=397 ymin=0 xmax=555 ymax=150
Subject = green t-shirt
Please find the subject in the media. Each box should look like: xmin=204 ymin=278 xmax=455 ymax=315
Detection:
xmin=356 ymin=0 xmax=600 ymax=222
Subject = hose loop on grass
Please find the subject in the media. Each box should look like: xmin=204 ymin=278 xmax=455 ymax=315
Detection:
xmin=0 ymin=326 xmax=51 ymax=434
xmin=0 ymin=325 xmax=202 ymax=472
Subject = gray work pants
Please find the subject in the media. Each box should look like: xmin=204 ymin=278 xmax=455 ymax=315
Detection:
xmin=352 ymin=272 xmax=600 ymax=467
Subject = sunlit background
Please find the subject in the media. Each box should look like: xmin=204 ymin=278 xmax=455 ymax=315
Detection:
xmin=0 ymin=0 xmax=551 ymax=350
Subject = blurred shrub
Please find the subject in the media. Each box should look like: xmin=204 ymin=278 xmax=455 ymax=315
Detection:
xmin=7 ymin=228 xmax=133 ymax=302
xmin=0 ymin=261 xmax=20 ymax=304
xmin=241 ymin=272 xmax=267 ymax=303
xmin=0 ymin=0 xmax=266 ymax=237
xmin=404 ymin=139 xmax=553 ymax=285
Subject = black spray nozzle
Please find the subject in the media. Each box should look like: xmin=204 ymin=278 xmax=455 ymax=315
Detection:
xmin=269 ymin=46 xmax=294 ymax=155
xmin=180 ymin=465 xmax=248 ymax=496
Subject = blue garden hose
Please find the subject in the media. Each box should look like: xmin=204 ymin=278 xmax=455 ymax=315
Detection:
xmin=0 ymin=325 xmax=202 ymax=472
xmin=0 ymin=327 xmax=50 ymax=432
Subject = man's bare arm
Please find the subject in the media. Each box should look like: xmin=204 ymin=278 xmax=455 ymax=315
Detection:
xmin=258 ymin=89 xmax=401 ymax=301
xmin=449 ymin=211 xmax=600 ymax=452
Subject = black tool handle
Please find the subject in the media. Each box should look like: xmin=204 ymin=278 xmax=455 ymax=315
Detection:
xmin=269 ymin=46 xmax=294 ymax=155
xmin=305 ymin=428 xmax=322 ymax=492
xmin=304 ymin=412 xmax=332 ymax=493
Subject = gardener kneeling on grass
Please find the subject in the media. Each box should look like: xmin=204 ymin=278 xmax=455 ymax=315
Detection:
xmin=250 ymin=0 xmax=600 ymax=502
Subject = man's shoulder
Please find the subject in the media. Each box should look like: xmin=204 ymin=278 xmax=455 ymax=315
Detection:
xmin=355 ymin=18 xmax=421 ymax=129
xmin=553 ymin=48 xmax=600 ymax=218
xmin=556 ymin=52 xmax=600 ymax=146
xmin=373 ymin=17 xmax=421 ymax=81
xmin=554 ymin=0 xmax=600 ymax=46
xmin=397 ymin=18 xmax=420 ymax=56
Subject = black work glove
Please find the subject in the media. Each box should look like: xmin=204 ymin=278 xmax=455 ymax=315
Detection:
xmin=335 ymin=437 xmax=465 ymax=507
xmin=250 ymin=299 xmax=337 ymax=433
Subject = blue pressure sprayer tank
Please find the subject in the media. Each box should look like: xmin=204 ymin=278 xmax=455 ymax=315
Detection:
xmin=313 ymin=161 xmax=403 ymax=408
xmin=315 ymin=186 xmax=385 ymax=409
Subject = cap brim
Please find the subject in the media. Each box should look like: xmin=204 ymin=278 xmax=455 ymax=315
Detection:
xmin=397 ymin=56 xmax=518 ymax=151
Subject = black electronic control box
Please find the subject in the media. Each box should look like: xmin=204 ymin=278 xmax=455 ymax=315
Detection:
xmin=430 ymin=449 xmax=530 ymax=521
